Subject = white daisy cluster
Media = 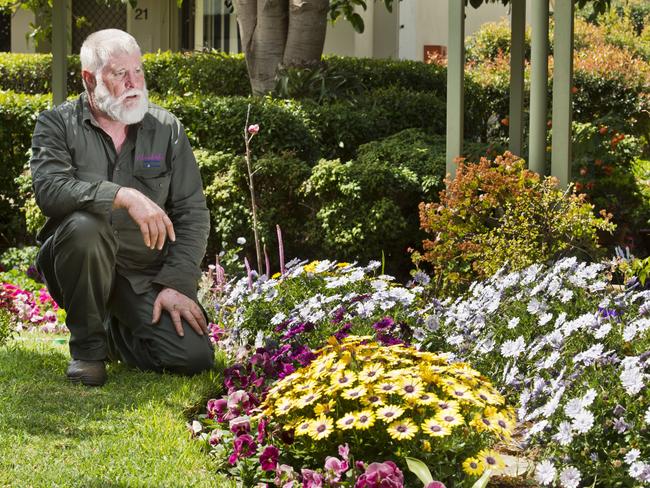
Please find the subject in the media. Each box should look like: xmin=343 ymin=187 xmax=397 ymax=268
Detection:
xmin=426 ymin=257 xmax=650 ymax=487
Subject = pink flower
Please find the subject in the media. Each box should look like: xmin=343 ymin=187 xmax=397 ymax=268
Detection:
xmin=257 ymin=417 xmax=268 ymax=443
xmin=248 ymin=124 xmax=260 ymax=135
xmin=206 ymin=398 xmax=228 ymax=422
xmin=425 ymin=483 xmax=446 ymax=488
xmin=228 ymin=434 xmax=256 ymax=465
xmin=354 ymin=461 xmax=404 ymax=488
xmin=338 ymin=443 xmax=350 ymax=460
xmin=229 ymin=416 xmax=251 ymax=436
xmin=324 ymin=456 xmax=349 ymax=483
xmin=259 ymin=445 xmax=280 ymax=471
xmin=301 ymin=469 xmax=324 ymax=487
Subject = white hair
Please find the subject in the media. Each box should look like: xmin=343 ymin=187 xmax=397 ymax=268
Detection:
xmin=80 ymin=29 xmax=141 ymax=80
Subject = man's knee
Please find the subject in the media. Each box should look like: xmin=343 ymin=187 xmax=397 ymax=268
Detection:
xmin=156 ymin=337 xmax=215 ymax=376
xmin=54 ymin=211 xmax=114 ymax=254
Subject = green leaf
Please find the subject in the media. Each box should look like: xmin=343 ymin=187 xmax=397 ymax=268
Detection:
xmin=348 ymin=12 xmax=365 ymax=33
xmin=471 ymin=469 xmax=493 ymax=488
xmin=405 ymin=457 xmax=434 ymax=486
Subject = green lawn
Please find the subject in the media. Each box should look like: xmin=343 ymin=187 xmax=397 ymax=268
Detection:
xmin=0 ymin=333 xmax=234 ymax=487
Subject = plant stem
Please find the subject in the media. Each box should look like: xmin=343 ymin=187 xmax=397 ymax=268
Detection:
xmin=244 ymin=104 xmax=263 ymax=274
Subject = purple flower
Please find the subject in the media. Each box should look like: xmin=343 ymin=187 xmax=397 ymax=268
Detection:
xmin=208 ymin=430 xmax=221 ymax=446
xmin=331 ymin=306 xmax=347 ymax=324
xmin=334 ymin=323 xmax=352 ymax=341
xmin=338 ymin=444 xmax=350 ymax=460
xmin=372 ymin=317 xmax=395 ymax=332
xmin=354 ymin=461 xmax=404 ymax=488
xmin=426 ymin=483 xmax=446 ymax=488
xmin=229 ymin=416 xmax=251 ymax=436
xmin=259 ymin=445 xmax=280 ymax=471
xmin=228 ymin=434 xmax=256 ymax=465
xmin=278 ymin=362 xmax=296 ymax=379
xmin=598 ymin=307 xmax=619 ymax=320
xmin=613 ymin=417 xmax=630 ymax=434
xmin=257 ymin=417 xmax=268 ymax=443
xmin=376 ymin=333 xmax=404 ymax=346
xmin=283 ymin=321 xmax=314 ymax=340
xmin=301 ymin=469 xmax=324 ymax=487
xmin=206 ymin=398 xmax=228 ymax=422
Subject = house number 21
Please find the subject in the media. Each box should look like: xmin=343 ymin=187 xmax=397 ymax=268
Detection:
xmin=135 ymin=8 xmax=148 ymax=20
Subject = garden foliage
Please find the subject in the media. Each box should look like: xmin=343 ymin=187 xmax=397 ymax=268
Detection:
xmin=414 ymin=152 xmax=615 ymax=296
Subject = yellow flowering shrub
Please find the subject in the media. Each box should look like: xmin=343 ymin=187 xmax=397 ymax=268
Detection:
xmin=260 ymin=336 xmax=515 ymax=485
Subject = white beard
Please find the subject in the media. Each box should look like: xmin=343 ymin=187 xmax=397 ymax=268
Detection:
xmin=93 ymin=77 xmax=149 ymax=125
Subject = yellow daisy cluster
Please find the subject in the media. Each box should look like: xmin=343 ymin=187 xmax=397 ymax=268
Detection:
xmin=261 ymin=336 xmax=514 ymax=460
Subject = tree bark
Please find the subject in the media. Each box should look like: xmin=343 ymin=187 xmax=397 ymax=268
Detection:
xmin=234 ymin=0 xmax=288 ymax=96
xmin=283 ymin=0 xmax=329 ymax=67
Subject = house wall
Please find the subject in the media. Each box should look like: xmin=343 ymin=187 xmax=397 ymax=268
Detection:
xmin=10 ymin=8 xmax=35 ymax=53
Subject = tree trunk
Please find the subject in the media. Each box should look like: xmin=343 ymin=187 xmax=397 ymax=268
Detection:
xmin=234 ymin=0 xmax=288 ymax=96
xmin=233 ymin=0 xmax=329 ymax=96
xmin=283 ymin=0 xmax=329 ymax=67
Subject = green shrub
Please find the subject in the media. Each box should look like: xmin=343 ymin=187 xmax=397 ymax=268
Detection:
xmin=465 ymin=20 xmax=532 ymax=62
xmin=301 ymin=129 xmax=447 ymax=277
xmin=414 ymin=152 xmax=615 ymax=296
xmin=0 ymin=91 xmax=50 ymax=248
xmin=142 ymin=51 xmax=250 ymax=96
xmin=157 ymin=95 xmax=320 ymax=163
xmin=0 ymin=246 xmax=39 ymax=272
xmin=309 ymin=87 xmax=447 ymax=160
xmin=198 ymin=149 xmax=312 ymax=266
xmin=0 ymin=54 xmax=82 ymax=95
xmin=570 ymin=122 xmax=650 ymax=254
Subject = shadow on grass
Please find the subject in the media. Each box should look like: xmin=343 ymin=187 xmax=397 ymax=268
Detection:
xmin=0 ymin=340 xmax=222 ymax=439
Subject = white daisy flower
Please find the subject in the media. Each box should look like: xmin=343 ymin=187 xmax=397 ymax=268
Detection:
xmin=571 ymin=410 xmax=595 ymax=434
xmin=624 ymin=449 xmax=641 ymax=465
xmin=507 ymin=317 xmax=520 ymax=329
xmin=501 ymin=336 xmax=526 ymax=358
xmin=552 ymin=421 xmax=574 ymax=446
xmin=535 ymin=460 xmax=557 ymax=486
xmin=559 ymin=466 xmax=581 ymax=488
xmin=620 ymin=366 xmax=645 ymax=396
xmin=645 ymin=407 xmax=650 ymax=425
xmin=629 ymin=462 xmax=646 ymax=479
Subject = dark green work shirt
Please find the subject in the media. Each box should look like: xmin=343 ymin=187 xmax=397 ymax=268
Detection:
xmin=30 ymin=93 xmax=210 ymax=300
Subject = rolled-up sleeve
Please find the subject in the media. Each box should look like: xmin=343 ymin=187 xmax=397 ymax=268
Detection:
xmin=152 ymin=122 xmax=210 ymax=299
xmin=30 ymin=109 xmax=121 ymax=220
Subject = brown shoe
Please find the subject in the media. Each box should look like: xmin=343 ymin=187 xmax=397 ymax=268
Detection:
xmin=66 ymin=359 xmax=107 ymax=387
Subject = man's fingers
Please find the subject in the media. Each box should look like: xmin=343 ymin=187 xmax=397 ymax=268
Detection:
xmin=164 ymin=215 xmax=176 ymax=242
xmin=191 ymin=305 xmax=208 ymax=333
xmin=152 ymin=296 xmax=162 ymax=323
xmin=139 ymin=222 xmax=151 ymax=248
xmin=155 ymin=219 xmax=167 ymax=250
xmin=147 ymin=221 xmax=159 ymax=250
xmin=171 ymin=310 xmax=184 ymax=337
xmin=182 ymin=310 xmax=204 ymax=336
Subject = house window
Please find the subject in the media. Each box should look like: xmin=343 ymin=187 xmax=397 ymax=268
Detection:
xmin=201 ymin=0 xmax=240 ymax=52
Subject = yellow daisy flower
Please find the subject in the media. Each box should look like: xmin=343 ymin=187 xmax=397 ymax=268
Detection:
xmin=336 ymin=413 xmax=357 ymax=430
xmin=275 ymin=398 xmax=295 ymax=416
xmin=435 ymin=400 xmax=460 ymax=414
xmin=421 ymin=417 xmax=451 ymax=438
xmin=470 ymin=413 xmax=497 ymax=433
xmin=377 ymin=381 xmax=399 ymax=395
xmin=421 ymin=440 xmax=432 ymax=452
xmin=342 ymin=385 xmax=368 ymax=400
xmin=314 ymin=400 xmax=335 ymax=416
xmin=294 ymin=418 xmax=312 ymax=437
xmin=376 ymin=405 xmax=405 ymax=422
xmin=353 ymin=410 xmax=376 ymax=430
xmin=304 ymin=261 xmax=320 ymax=273
xmin=462 ymin=457 xmax=484 ymax=476
xmin=477 ymin=449 xmax=505 ymax=470
xmin=447 ymin=384 xmax=478 ymax=404
xmin=308 ymin=416 xmax=334 ymax=440
xmin=387 ymin=419 xmax=419 ymax=440
xmin=436 ymin=411 xmax=465 ymax=428
xmin=331 ymin=370 xmax=356 ymax=389
xmin=358 ymin=364 xmax=385 ymax=383
xmin=336 ymin=262 xmax=350 ymax=267
xmin=398 ymin=378 xmax=424 ymax=400
xmin=297 ymin=391 xmax=321 ymax=408
xmin=414 ymin=391 xmax=438 ymax=406
xmin=361 ymin=393 xmax=385 ymax=407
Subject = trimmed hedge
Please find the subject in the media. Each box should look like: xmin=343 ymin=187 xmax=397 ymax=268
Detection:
xmin=0 ymin=91 xmax=51 ymax=248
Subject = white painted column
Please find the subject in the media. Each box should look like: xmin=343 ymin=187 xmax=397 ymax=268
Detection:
xmin=195 ymin=0 xmax=204 ymax=51
xmin=398 ymin=0 xmax=418 ymax=60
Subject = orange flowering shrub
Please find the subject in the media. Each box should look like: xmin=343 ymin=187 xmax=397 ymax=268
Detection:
xmin=413 ymin=153 xmax=615 ymax=296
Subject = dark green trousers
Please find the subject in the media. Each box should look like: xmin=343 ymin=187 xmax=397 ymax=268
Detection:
xmin=36 ymin=211 xmax=214 ymax=375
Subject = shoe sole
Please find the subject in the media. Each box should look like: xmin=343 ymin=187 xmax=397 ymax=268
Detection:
xmin=66 ymin=374 xmax=106 ymax=387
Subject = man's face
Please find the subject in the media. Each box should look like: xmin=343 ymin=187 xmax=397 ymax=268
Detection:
xmin=92 ymin=52 xmax=149 ymax=125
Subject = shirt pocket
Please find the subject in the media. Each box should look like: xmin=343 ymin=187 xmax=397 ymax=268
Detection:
xmin=133 ymin=170 xmax=171 ymax=207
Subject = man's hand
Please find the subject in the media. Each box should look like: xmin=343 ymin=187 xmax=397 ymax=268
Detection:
xmin=152 ymin=287 xmax=207 ymax=337
xmin=114 ymin=187 xmax=175 ymax=250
